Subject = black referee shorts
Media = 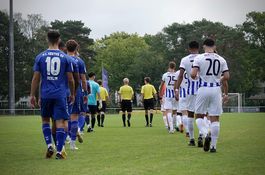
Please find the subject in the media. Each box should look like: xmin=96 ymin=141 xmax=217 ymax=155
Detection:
xmin=143 ymin=98 xmax=155 ymax=110
xmin=121 ymin=100 xmax=132 ymax=112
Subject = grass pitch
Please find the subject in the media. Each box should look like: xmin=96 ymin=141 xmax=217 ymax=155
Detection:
xmin=0 ymin=113 xmax=264 ymax=175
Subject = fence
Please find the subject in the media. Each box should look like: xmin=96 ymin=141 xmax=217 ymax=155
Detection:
xmin=0 ymin=106 xmax=265 ymax=116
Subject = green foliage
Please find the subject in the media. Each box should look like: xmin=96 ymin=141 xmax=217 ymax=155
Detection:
xmin=0 ymin=113 xmax=264 ymax=175
xmin=91 ymin=32 xmax=162 ymax=91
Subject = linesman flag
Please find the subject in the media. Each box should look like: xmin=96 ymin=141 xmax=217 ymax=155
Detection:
xmin=102 ymin=67 xmax=110 ymax=92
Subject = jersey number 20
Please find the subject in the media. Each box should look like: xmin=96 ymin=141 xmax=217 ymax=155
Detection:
xmin=45 ymin=57 xmax=61 ymax=76
xmin=206 ymin=58 xmax=220 ymax=76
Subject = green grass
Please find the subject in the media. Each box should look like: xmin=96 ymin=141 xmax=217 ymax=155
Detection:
xmin=0 ymin=113 xmax=265 ymax=175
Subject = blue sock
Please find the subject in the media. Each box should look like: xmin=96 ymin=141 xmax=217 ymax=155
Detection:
xmin=42 ymin=123 xmax=52 ymax=146
xmin=68 ymin=120 xmax=71 ymax=138
xmin=56 ymin=128 xmax=65 ymax=153
xmin=63 ymin=130 xmax=68 ymax=146
xmin=70 ymin=120 xmax=78 ymax=141
xmin=78 ymin=115 xmax=85 ymax=131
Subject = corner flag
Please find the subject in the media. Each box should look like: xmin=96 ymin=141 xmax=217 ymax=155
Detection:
xmin=102 ymin=67 xmax=109 ymax=92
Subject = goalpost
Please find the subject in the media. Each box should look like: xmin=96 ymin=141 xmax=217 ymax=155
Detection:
xmin=224 ymin=93 xmax=243 ymax=113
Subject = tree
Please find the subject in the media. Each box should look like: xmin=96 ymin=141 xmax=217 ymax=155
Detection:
xmin=0 ymin=11 xmax=33 ymax=100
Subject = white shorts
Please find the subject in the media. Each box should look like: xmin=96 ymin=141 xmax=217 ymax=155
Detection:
xmin=164 ymin=97 xmax=178 ymax=110
xmin=178 ymin=96 xmax=188 ymax=111
xmin=195 ymin=87 xmax=222 ymax=116
xmin=186 ymin=94 xmax=196 ymax=112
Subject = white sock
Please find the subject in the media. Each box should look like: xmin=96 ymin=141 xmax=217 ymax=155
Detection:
xmin=176 ymin=115 xmax=182 ymax=127
xmin=167 ymin=113 xmax=173 ymax=131
xmin=204 ymin=117 xmax=211 ymax=132
xmin=210 ymin=122 xmax=220 ymax=149
xmin=187 ymin=118 xmax=194 ymax=139
xmin=182 ymin=115 xmax=188 ymax=132
xmin=196 ymin=118 xmax=208 ymax=138
xmin=173 ymin=114 xmax=177 ymax=128
xmin=163 ymin=116 xmax=168 ymax=128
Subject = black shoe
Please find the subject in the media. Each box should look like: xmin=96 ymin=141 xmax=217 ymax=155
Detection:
xmin=97 ymin=124 xmax=100 ymax=127
xmin=188 ymin=139 xmax=196 ymax=146
xmin=46 ymin=146 xmax=55 ymax=158
xmin=198 ymin=136 xmax=203 ymax=147
xmin=100 ymin=124 xmax=104 ymax=127
xmin=210 ymin=147 xmax=217 ymax=153
xmin=186 ymin=132 xmax=190 ymax=137
xmin=204 ymin=135 xmax=211 ymax=152
xmin=145 ymin=124 xmax=149 ymax=127
xmin=175 ymin=127 xmax=179 ymax=132
xmin=55 ymin=153 xmax=66 ymax=160
xmin=87 ymin=127 xmax=92 ymax=132
xmin=149 ymin=123 xmax=152 ymax=127
xmin=127 ymin=120 xmax=131 ymax=127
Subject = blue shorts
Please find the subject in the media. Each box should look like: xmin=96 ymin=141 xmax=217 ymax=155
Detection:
xmin=41 ymin=98 xmax=69 ymax=120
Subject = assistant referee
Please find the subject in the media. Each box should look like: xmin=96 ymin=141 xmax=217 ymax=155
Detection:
xmin=141 ymin=77 xmax=157 ymax=127
xmin=119 ymin=78 xmax=134 ymax=127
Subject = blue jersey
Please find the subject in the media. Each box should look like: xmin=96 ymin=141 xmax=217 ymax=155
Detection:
xmin=66 ymin=56 xmax=79 ymax=97
xmin=87 ymin=80 xmax=100 ymax=106
xmin=33 ymin=49 xmax=73 ymax=99
xmin=73 ymin=56 xmax=87 ymax=95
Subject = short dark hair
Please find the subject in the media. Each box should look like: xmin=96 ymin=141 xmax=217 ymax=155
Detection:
xmin=97 ymin=79 xmax=102 ymax=85
xmin=144 ymin=77 xmax=151 ymax=83
xmin=58 ymin=41 xmax=65 ymax=50
xmin=189 ymin=41 xmax=199 ymax=49
xmin=88 ymin=72 xmax=95 ymax=78
xmin=47 ymin=30 xmax=60 ymax=45
xmin=66 ymin=39 xmax=79 ymax=52
xmin=203 ymin=38 xmax=215 ymax=47
xmin=169 ymin=61 xmax=176 ymax=69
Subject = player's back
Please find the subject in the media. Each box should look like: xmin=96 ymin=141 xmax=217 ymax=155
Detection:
xmin=35 ymin=49 xmax=72 ymax=99
xmin=88 ymin=80 xmax=99 ymax=105
xmin=194 ymin=53 xmax=228 ymax=86
xmin=119 ymin=85 xmax=133 ymax=100
xmin=162 ymin=71 xmax=179 ymax=98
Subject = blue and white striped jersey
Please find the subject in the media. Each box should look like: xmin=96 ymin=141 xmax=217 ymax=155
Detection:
xmin=179 ymin=54 xmax=199 ymax=95
xmin=162 ymin=70 xmax=179 ymax=98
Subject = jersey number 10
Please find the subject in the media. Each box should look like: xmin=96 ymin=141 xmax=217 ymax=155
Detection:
xmin=45 ymin=57 xmax=61 ymax=76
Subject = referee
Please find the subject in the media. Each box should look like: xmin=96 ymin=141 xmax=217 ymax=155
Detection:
xmin=119 ymin=78 xmax=134 ymax=127
xmin=141 ymin=77 xmax=157 ymax=127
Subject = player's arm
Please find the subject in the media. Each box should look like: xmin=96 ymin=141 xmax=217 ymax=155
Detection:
xmin=153 ymin=86 xmax=157 ymax=100
xmin=73 ymin=72 xmax=79 ymax=93
xmin=80 ymin=74 xmax=87 ymax=92
xmin=105 ymin=89 xmax=109 ymax=101
xmin=174 ymin=68 xmax=184 ymax=101
xmin=30 ymin=72 xmax=41 ymax=108
xmin=221 ymin=71 xmax=230 ymax=104
xmin=159 ymin=80 xmax=165 ymax=99
xmin=141 ymin=86 xmax=144 ymax=102
xmin=67 ymin=72 xmax=75 ymax=104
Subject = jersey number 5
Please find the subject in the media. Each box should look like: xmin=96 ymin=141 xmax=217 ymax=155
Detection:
xmin=46 ymin=57 xmax=61 ymax=76
xmin=206 ymin=58 xmax=220 ymax=76
xmin=167 ymin=76 xmax=176 ymax=86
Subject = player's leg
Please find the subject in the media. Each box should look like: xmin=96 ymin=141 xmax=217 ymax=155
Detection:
xmin=176 ymin=112 xmax=183 ymax=133
xmin=96 ymin=101 xmax=100 ymax=127
xmin=161 ymin=99 xmax=168 ymax=130
xmin=172 ymin=111 xmax=178 ymax=131
xmin=51 ymin=119 xmax=56 ymax=145
xmin=187 ymin=95 xmax=196 ymax=146
xmin=127 ymin=101 xmax=132 ymax=127
xmin=164 ymin=98 xmax=174 ymax=133
xmin=40 ymin=98 xmax=54 ymax=158
xmin=70 ymin=102 xmax=79 ymax=150
xmin=100 ymin=101 xmax=106 ymax=127
xmin=195 ymin=113 xmax=207 ymax=147
xmin=149 ymin=99 xmax=154 ymax=127
xmin=121 ymin=100 xmax=126 ymax=127
xmin=144 ymin=100 xmax=149 ymax=127
xmin=90 ymin=105 xmax=97 ymax=131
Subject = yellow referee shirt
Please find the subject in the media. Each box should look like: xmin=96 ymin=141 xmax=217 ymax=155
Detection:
xmin=97 ymin=86 xmax=109 ymax=101
xmin=141 ymin=84 xmax=157 ymax=99
xmin=119 ymin=85 xmax=134 ymax=100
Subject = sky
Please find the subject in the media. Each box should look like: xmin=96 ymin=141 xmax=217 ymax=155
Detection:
xmin=1 ymin=0 xmax=265 ymax=39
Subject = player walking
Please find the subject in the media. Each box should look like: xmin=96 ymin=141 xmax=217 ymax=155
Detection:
xmin=159 ymin=61 xmax=179 ymax=134
xmin=30 ymin=30 xmax=75 ymax=159
xmin=141 ymin=77 xmax=157 ymax=127
xmin=174 ymin=41 xmax=200 ymax=146
xmin=191 ymin=38 xmax=229 ymax=152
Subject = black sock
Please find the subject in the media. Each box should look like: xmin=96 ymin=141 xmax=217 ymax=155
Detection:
xmin=127 ymin=114 xmax=131 ymax=120
xmin=97 ymin=114 xmax=100 ymax=126
xmin=122 ymin=114 xmax=126 ymax=126
xmin=91 ymin=115 xmax=96 ymax=128
xmin=145 ymin=114 xmax=149 ymax=125
xmin=150 ymin=113 xmax=153 ymax=124
xmin=85 ymin=116 xmax=90 ymax=125
xmin=101 ymin=114 xmax=105 ymax=125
